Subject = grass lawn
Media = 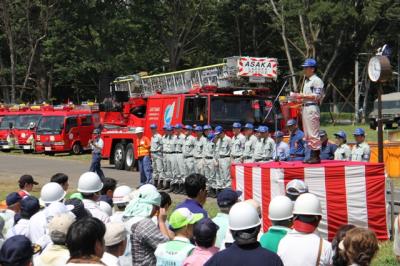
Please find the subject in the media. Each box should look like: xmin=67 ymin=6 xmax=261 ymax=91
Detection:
xmin=320 ymin=123 xmax=379 ymax=142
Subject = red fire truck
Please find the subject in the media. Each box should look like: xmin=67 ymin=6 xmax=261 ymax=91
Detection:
xmin=100 ymin=56 xmax=299 ymax=170
xmin=0 ymin=107 xmax=23 ymax=152
xmin=35 ymin=105 xmax=100 ymax=155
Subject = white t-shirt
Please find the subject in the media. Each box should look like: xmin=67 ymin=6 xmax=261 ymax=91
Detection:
xmin=277 ymin=230 xmax=333 ymax=266
xmin=82 ymin=199 xmax=110 ymax=224
xmin=101 ymin=252 xmax=120 ymax=266
xmin=6 ymin=218 xmax=30 ymax=238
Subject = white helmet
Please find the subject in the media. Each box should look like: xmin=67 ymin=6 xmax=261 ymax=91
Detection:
xmin=286 ymin=179 xmax=308 ymax=196
xmin=99 ymin=201 xmax=112 ymax=216
xmin=77 ymin=172 xmax=103 ymax=193
xmin=268 ymin=196 xmax=293 ymax=221
xmin=135 ymin=127 xmax=144 ymax=134
xmin=229 ymin=202 xmax=261 ymax=231
xmin=40 ymin=182 xmax=66 ymax=204
xmin=113 ymin=185 xmax=132 ymax=204
xmin=293 ymin=193 xmax=322 ymax=216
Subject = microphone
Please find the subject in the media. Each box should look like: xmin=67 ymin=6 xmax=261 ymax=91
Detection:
xmin=283 ymin=74 xmax=299 ymax=79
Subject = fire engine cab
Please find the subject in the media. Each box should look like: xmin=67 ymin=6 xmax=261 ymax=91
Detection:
xmin=35 ymin=105 xmax=100 ymax=155
xmin=100 ymin=56 xmax=298 ymax=170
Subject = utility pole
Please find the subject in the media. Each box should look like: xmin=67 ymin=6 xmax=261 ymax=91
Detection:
xmin=355 ymin=57 xmax=359 ymax=123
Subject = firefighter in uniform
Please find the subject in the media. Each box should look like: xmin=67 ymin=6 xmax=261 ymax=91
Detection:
xmin=287 ymin=119 xmax=306 ymax=161
xmin=351 ymin=128 xmax=371 ymax=162
xmin=89 ymin=128 xmax=105 ymax=182
xmin=318 ymin=129 xmax=337 ymax=160
xmin=161 ymin=125 xmax=174 ymax=190
xmin=231 ymin=122 xmax=246 ymax=163
xmin=193 ymin=126 xmax=206 ymax=175
xmin=299 ymin=58 xmax=324 ymax=164
xmin=334 ymin=130 xmax=352 ymax=161
xmin=203 ymin=124 xmax=212 ymax=138
xmin=273 ymin=131 xmax=289 ymax=161
xmin=182 ymin=125 xmax=196 ymax=193
xmin=243 ymin=123 xmax=257 ymax=163
xmin=150 ymin=124 xmax=164 ymax=188
xmin=215 ymin=126 xmax=232 ymax=192
xmin=254 ymin=126 xmax=275 ymax=162
xmin=171 ymin=124 xmax=185 ymax=193
xmin=204 ymin=132 xmax=218 ymax=198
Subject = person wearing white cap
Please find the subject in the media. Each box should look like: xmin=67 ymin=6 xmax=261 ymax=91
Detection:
xmin=285 ymin=179 xmax=308 ymax=202
xmin=135 ymin=127 xmax=153 ymax=186
xmin=34 ymin=213 xmax=75 ymax=266
xmin=28 ymin=182 xmax=67 ymax=247
xmin=205 ymin=202 xmax=283 ymax=266
xmin=110 ymin=185 xmax=132 ymax=223
xmin=101 ymin=223 xmax=127 ymax=266
xmin=277 ymin=193 xmax=333 ymax=266
xmin=78 ymin=172 xmax=110 ymax=224
xmin=260 ymin=196 xmax=293 ymax=253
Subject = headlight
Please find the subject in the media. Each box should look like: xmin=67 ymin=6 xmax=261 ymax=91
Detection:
xmin=50 ymin=136 xmax=55 ymax=141
xmin=21 ymin=133 xmax=26 ymax=138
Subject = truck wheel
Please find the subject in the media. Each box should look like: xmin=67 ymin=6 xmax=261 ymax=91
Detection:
xmin=124 ymin=143 xmax=135 ymax=171
xmin=114 ymin=143 xmax=126 ymax=170
xmin=369 ymin=119 xmax=377 ymax=130
xmin=23 ymin=150 xmax=31 ymax=154
xmin=71 ymin=142 xmax=82 ymax=155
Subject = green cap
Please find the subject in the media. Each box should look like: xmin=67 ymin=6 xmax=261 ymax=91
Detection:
xmin=169 ymin=208 xmax=203 ymax=230
xmin=69 ymin=192 xmax=83 ymax=200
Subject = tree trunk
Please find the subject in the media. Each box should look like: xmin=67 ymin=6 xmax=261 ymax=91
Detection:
xmin=234 ymin=15 xmax=242 ymax=56
xmin=0 ymin=1 xmax=16 ymax=103
xmin=0 ymin=53 xmax=10 ymax=103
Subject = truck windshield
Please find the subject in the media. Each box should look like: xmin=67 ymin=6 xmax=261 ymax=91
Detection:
xmin=15 ymin=114 xmax=41 ymax=129
xmin=37 ymin=116 xmax=64 ymax=134
xmin=0 ymin=115 xmax=18 ymax=129
xmin=210 ymin=96 xmax=267 ymax=126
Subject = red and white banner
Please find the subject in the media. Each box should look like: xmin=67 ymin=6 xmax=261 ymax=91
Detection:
xmin=231 ymin=161 xmax=388 ymax=241
xmin=237 ymin=57 xmax=278 ymax=79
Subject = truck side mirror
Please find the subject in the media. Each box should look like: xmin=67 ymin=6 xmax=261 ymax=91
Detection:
xmin=60 ymin=123 xmax=64 ymax=130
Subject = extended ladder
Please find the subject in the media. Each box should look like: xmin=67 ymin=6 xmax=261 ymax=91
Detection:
xmin=112 ymin=56 xmax=278 ymax=97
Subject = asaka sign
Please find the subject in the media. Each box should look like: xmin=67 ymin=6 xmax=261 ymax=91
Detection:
xmin=237 ymin=57 xmax=278 ymax=79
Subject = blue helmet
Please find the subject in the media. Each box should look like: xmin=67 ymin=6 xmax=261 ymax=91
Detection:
xmin=232 ymin=122 xmax=242 ymax=129
xmin=174 ymin=124 xmax=183 ymax=129
xmin=164 ymin=125 xmax=173 ymax=131
xmin=274 ymin=131 xmax=284 ymax=138
xmin=244 ymin=123 xmax=254 ymax=130
xmin=150 ymin=123 xmax=157 ymax=129
xmin=256 ymin=126 xmax=268 ymax=133
xmin=214 ymin=125 xmax=224 ymax=135
xmin=184 ymin=125 xmax=193 ymax=130
xmin=301 ymin=58 xmax=317 ymax=68
xmin=286 ymin=119 xmax=297 ymax=127
xmin=207 ymin=133 xmax=216 ymax=141
xmin=334 ymin=130 xmax=347 ymax=139
xmin=203 ymin=125 xmax=212 ymax=130
xmin=353 ymin=128 xmax=365 ymax=136
xmin=194 ymin=125 xmax=203 ymax=132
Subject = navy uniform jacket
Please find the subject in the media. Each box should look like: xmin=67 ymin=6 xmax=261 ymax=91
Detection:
xmin=289 ymin=129 xmax=305 ymax=160
xmin=305 ymin=141 xmax=337 ymax=160
xmin=205 ymin=242 xmax=283 ymax=266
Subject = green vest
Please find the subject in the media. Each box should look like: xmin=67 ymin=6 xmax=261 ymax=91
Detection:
xmin=260 ymin=226 xmax=291 ymax=253
xmin=155 ymin=237 xmax=195 ymax=266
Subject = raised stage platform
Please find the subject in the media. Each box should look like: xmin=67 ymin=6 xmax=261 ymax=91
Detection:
xmin=231 ymin=160 xmax=387 ymax=240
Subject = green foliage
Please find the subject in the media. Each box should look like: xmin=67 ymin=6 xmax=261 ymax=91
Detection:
xmin=0 ymin=0 xmax=398 ymax=104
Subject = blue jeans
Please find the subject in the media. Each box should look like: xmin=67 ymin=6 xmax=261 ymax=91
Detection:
xmin=90 ymin=152 xmax=105 ymax=182
xmin=138 ymin=155 xmax=152 ymax=185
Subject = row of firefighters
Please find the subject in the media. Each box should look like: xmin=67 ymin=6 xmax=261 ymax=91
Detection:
xmin=134 ymin=119 xmax=371 ymax=198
